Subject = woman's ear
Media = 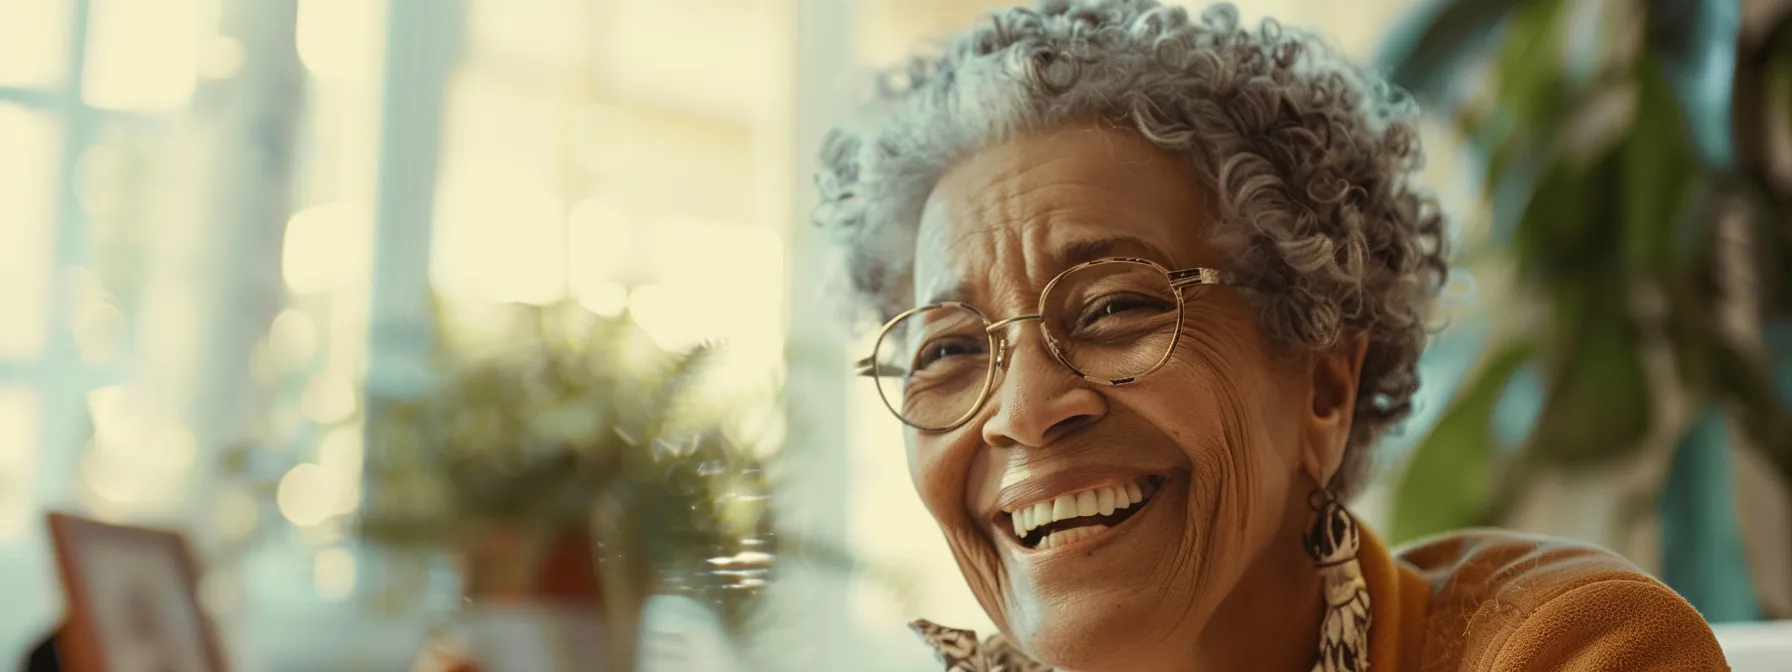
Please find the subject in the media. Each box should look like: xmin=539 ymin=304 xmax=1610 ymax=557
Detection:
xmin=1300 ymin=334 xmax=1369 ymax=488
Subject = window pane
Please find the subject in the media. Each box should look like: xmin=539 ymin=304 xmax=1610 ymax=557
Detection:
xmin=431 ymin=67 xmax=576 ymax=305
xmin=430 ymin=160 xmax=568 ymax=305
xmin=630 ymin=217 xmax=784 ymax=398
xmin=294 ymin=0 xmax=383 ymax=83
xmin=82 ymin=0 xmax=203 ymax=112
xmin=0 ymin=104 xmax=60 ymax=359
xmin=0 ymin=386 xmax=42 ymax=541
xmin=0 ymin=0 xmax=72 ymax=88
xmin=466 ymin=0 xmax=590 ymax=74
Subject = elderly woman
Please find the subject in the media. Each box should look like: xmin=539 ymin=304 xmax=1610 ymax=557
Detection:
xmin=815 ymin=1 xmax=1728 ymax=670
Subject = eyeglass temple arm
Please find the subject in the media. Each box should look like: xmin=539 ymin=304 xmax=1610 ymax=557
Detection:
xmin=854 ymin=357 xmax=904 ymax=378
xmin=1168 ymin=267 xmax=1231 ymax=288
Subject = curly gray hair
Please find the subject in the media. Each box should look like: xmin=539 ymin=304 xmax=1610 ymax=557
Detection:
xmin=813 ymin=0 xmax=1449 ymax=498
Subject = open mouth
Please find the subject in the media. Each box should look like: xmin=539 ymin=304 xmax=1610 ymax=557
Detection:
xmin=1001 ymin=475 xmax=1164 ymax=550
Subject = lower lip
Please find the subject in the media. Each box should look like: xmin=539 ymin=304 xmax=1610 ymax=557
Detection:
xmin=1004 ymin=479 xmax=1166 ymax=555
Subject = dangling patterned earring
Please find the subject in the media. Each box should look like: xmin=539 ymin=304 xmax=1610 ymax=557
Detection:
xmin=1305 ymin=487 xmax=1371 ymax=672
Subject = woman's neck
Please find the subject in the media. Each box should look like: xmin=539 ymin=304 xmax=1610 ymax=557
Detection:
xmin=1190 ymin=502 xmax=1328 ymax=671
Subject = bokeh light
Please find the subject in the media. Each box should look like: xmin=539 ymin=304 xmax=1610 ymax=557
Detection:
xmin=0 ymin=387 xmax=41 ymax=541
xmin=0 ymin=104 xmax=58 ymax=359
xmin=81 ymin=0 xmax=203 ymax=112
xmin=627 ymin=284 xmax=705 ymax=352
xmin=81 ymin=387 xmax=198 ymax=506
xmin=198 ymin=35 xmax=246 ymax=80
xmin=578 ymin=280 xmax=628 ymax=318
xmin=0 ymin=0 xmax=70 ymax=87
xmin=268 ymin=309 xmax=321 ymax=370
xmin=295 ymin=0 xmax=380 ymax=82
xmin=68 ymin=268 xmax=127 ymax=365
xmin=431 ymin=162 xmax=568 ymax=305
xmin=313 ymin=546 xmax=357 ymax=599
xmin=316 ymin=426 xmax=364 ymax=514
xmin=276 ymin=463 xmax=334 ymax=527
xmin=283 ymin=202 xmax=373 ymax=295
xmin=300 ymin=372 xmax=358 ymax=425
xmin=214 ymin=485 xmax=261 ymax=539
xmin=566 ymin=197 xmax=633 ymax=316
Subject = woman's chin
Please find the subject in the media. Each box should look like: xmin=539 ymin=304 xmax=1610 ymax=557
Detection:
xmin=1005 ymin=603 xmax=1187 ymax=672
xmin=993 ymin=478 xmax=1201 ymax=666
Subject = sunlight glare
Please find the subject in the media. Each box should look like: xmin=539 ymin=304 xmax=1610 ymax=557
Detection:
xmin=83 ymin=0 xmax=202 ymax=112
xmin=276 ymin=463 xmax=334 ymax=526
xmin=296 ymin=0 xmax=377 ymax=81
xmin=0 ymin=0 xmax=69 ymax=86
xmin=283 ymin=202 xmax=373 ymax=295
xmin=0 ymin=105 xmax=58 ymax=359
xmin=314 ymin=546 xmax=358 ymax=599
xmin=0 ymin=387 xmax=42 ymax=541
xmin=431 ymin=162 xmax=568 ymax=305
xmin=215 ymin=485 xmax=260 ymax=538
xmin=317 ymin=426 xmax=364 ymax=514
xmin=300 ymin=372 xmax=358 ymax=424
xmin=268 ymin=309 xmax=321 ymax=370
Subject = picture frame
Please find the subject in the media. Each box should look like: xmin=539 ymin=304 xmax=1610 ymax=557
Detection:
xmin=46 ymin=512 xmax=229 ymax=672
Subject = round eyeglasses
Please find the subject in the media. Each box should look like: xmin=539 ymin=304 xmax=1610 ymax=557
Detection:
xmin=855 ymin=257 xmax=1233 ymax=432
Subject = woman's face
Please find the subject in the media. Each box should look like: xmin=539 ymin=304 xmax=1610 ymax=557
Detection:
xmin=907 ymin=123 xmax=1357 ymax=669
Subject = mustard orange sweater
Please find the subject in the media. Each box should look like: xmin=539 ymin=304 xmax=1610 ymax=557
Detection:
xmin=912 ymin=526 xmax=1731 ymax=670
xmin=1368 ymin=527 xmax=1729 ymax=671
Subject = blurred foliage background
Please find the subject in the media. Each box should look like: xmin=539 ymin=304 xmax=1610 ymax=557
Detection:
xmin=1380 ymin=0 xmax=1792 ymax=621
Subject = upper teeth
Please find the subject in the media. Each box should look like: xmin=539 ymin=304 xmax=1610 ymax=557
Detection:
xmin=1006 ymin=478 xmax=1153 ymax=539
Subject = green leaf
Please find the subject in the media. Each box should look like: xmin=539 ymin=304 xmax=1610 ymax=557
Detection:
xmin=1375 ymin=0 xmax=1533 ymax=104
xmin=1509 ymin=148 xmax=1624 ymax=284
xmin=1646 ymin=0 xmax=1740 ymax=172
xmin=1391 ymin=342 xmax=1534 ymax=544
xmin=1733 ymin=15 xmax=1792 ymax=207
xmin=1507 ymin=158 xmax=1579 ymax=281
xmin=1662 ymin=265 xmax=1720 ymax=396
xmin=1529 ymin=306 xmax=1653 ymax=466
xmin=1476 ymin=0 xmax=1579 ymax=243
xmin=1486 ymin=0 xmax=1571 ymax=125
xmin=1624 ymin=60 xmax=1703 ymax=275
xmin=1707 ymin=324 xmax=1789 ymax=460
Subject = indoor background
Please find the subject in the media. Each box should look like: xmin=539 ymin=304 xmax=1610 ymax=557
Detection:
xmin=0 ymin=0 xmax=1788 ymax=670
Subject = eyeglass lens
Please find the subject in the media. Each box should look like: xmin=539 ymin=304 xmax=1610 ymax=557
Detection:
xmin=869 ymin=261 xmax=1181 ymax=430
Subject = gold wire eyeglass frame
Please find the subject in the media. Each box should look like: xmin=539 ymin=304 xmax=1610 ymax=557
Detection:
xmin=853 ymin=257 xmax=1233 ymax=432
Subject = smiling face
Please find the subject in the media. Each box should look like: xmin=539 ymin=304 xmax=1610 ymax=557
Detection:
xmin=906 ymin=123 xmax=1360 ymax=670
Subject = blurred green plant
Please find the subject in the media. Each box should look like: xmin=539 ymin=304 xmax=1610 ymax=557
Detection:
xmin=1379 ymin=0 xmax=1792 ymax=544
xmin=373 ymin=300 xmax=778 ymax=617
xmin=220 ymin=298 xmax=929 ymax=670
xmin=223 ymin=300 xmax=779 ymax=633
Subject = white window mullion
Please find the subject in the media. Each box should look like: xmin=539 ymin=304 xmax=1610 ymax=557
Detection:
xmin=354 ymin=0 xmax=464 ymax=607
xmin=34 ymin=0 xmax=100 ymax=515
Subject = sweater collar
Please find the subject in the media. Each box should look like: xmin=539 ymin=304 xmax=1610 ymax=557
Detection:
xmin=908 ymin=519 xmax=1414 ymax=671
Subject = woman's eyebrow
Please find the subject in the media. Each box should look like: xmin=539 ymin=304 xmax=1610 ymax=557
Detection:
xmin=919 ymin=236 xmax=1177 ymax=307
xmin=922 ymin=277 xmax=976 ymax=307
xmin=1059 ymin=236 xmax=1175 ymax=267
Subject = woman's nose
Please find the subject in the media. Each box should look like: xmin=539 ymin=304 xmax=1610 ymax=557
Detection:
xmin=979 ymin=333 xmax=1106 ymax=448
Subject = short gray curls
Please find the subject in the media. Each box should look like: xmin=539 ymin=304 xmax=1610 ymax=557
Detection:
xmin=813 ymin=0 xmax=1449 ymax=498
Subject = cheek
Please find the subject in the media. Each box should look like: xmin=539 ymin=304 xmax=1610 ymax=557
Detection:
xmin=1163 ymin=313 xmax=1305 ymax=475
xmin=1150 ymin=337 xmax=1272 ymax=474
xmin=1144 ymin=323 xmax=1301 ymax=545
xmin=908 ymin=431 xmax=1010 ymax=616
xmin=907 ymin=431 xmax=977 ymax=535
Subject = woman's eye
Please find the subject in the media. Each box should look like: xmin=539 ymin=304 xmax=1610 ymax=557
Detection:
xmin=913 ymin=337 xmax=985 ymax=371
xmin=1076 ymin=294 xmax=1168 ymax=330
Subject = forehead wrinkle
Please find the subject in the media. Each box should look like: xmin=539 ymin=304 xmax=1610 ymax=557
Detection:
xmin=913 ymin=126 xmax=1213 ymax=313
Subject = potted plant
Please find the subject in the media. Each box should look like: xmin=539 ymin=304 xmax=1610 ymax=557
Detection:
xmin=287 ymin=298 xmax=773 ymax=672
